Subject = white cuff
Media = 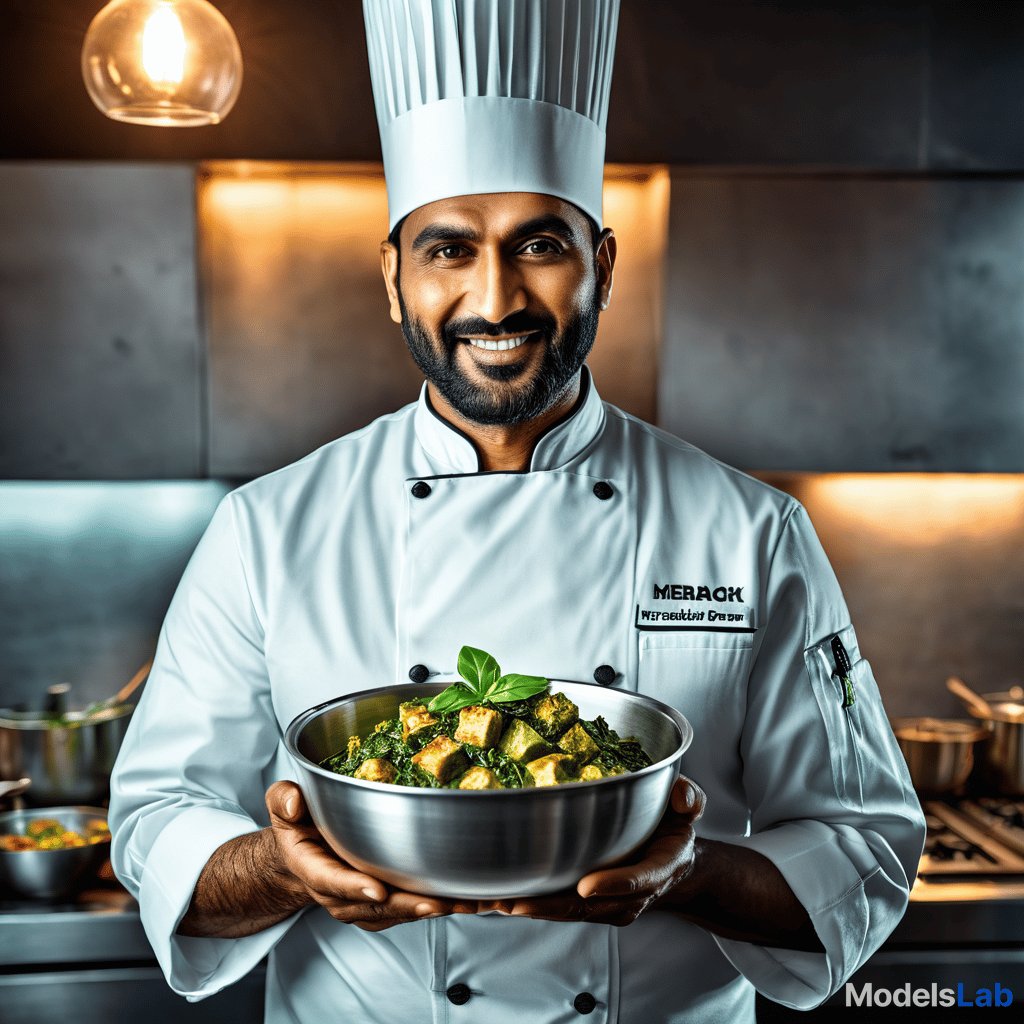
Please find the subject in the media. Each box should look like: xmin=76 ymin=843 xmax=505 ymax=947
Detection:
xmin=139 ymin=804 xmax=299 ymax=999
xmin=712 ymin=821 xmax=874 ymax=1010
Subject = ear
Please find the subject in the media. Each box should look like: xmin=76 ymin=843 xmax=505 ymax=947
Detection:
xmin=381 ymin=240 xmax=402 ymax=324
xmin=595 ymin=228 xmax=617 ymax=311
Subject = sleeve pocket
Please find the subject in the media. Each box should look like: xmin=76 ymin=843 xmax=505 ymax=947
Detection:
xmin=804 ymin=625 xmax=874 ymax=812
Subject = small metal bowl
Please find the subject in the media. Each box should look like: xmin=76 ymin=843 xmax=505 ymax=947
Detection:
xmin=286 ymin=682 xmax=692 ymax=899
xmin=0 ymin=806 xmax=111 ymax=900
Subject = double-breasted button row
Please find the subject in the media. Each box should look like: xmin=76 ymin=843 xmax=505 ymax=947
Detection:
xmin=415 ymin=479 xmax=613 ymax=500
xmin=444 ymin=985 xmax=595 ymax=1013
xmin=411 ymin=664 xmax=615 ymax=685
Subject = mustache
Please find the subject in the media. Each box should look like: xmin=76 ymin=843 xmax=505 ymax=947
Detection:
xmin=442 ymin=311 xmax=557 ymax=346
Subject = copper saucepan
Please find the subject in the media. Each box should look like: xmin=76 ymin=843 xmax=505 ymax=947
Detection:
xmin=891 ymin=716 xmax=990 ymax=795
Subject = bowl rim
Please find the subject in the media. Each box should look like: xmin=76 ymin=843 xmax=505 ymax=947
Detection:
xmin=285 ymin=680 xmax=693 ymax=796
xmin=0 ymin=705 xmax=133 ymax=730
xmin=0 ymin=805 xmax=111 ymax=844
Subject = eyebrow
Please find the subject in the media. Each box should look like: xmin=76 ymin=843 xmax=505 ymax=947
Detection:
xmin=409 ymin=213 xmax=579 ymax=253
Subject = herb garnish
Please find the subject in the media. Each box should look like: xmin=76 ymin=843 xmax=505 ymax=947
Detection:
xmin=427 ymin=646 xmax=549 ymax=714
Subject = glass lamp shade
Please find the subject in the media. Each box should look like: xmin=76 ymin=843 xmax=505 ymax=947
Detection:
xmin=81 ymin=0 xmax=242 ymax=127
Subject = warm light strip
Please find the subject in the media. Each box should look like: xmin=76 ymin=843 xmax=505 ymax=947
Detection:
xmin=797 ymin=474 xmax=1024 ymax=546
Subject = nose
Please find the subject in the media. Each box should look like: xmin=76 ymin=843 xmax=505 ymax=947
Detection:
xmin=465 ymin=247 xmax=527 ymax=325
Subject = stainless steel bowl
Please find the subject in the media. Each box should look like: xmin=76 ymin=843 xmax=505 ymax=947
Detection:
xmin=0 ymin=806 xmax=111 ymax=900
xmin=286 ymin=682 xmax=692 ymax=899
xmin=0 ymin=705 xmax=132 ymax=806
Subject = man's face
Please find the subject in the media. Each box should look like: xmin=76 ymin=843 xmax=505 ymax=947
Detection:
xmin=381 ymin=192 xmax=615 ymax=426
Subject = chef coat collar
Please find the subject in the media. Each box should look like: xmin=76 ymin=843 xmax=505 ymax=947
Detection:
xmin=413 ymin=366 xmax=605 ymax=474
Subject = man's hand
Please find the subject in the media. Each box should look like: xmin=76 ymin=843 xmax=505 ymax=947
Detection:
xmin=177 ymin=781 xmax=476 ymax=938
xmin=265 ymin=781 xmax=476 ymax=932
xmin=477 ymin=775 xmax=705 ymax=927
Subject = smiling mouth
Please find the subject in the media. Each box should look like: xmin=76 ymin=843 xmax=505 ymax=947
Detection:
xmin=462 ymin=332 xmax=536 ymax=352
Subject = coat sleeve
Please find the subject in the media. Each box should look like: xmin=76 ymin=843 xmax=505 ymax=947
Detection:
xmin=712 ymin=504 xmax=926 ymax=1009
xmin=108 ymin=494 xmax=299 ymax=1000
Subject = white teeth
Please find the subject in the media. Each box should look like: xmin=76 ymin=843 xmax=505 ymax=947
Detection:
xmin=467 ymin=334 xmax=529 ymax=352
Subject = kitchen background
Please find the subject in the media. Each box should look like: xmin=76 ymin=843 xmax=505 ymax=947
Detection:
xmin=2 ymin=1 xmax=1024 ymax=1019
xmin=2 ymin=0 xmax=1022 ymax=719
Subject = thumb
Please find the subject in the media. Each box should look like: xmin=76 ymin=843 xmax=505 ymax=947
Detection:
xmin=266 ymin=780 xmax=307 ymax=824
xmin=670 ymin=776 xmax=706 ymax=819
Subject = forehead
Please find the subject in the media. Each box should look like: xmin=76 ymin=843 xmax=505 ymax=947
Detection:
xmin=399 ymin=192 xmax=591 ymax=246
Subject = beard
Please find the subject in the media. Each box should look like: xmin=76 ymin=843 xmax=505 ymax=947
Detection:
xmin=398 ymin=287 xmax=601 ymax=427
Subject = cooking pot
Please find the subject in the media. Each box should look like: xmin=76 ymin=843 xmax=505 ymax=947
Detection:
xmin=891 ymin=717 xmax=990 ymax=795
xmin=0 ymin=705 xmax=133 ymax=806
xmin=973 ymin=691 xmax=1024 ymax=796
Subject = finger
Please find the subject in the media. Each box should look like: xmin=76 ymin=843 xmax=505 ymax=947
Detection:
xmin=577 ymin=835 xmax=690 ymax=899
xmin=330 ymin=891 xmax=469 ymax=927
xmin=505 ymin=894 xmax=646 ymax=927
xmin=476 ymin=899 xmax=515 ymax=914
xmin=509 ymin=896 xmax=586 ymax=921
xmin=265 ymin=780 xmax=308 ymax=824
xmin=670 ymin=776 xmax=706 ymax=820
xmin=271 ymin=822 xmax=389 ymax=903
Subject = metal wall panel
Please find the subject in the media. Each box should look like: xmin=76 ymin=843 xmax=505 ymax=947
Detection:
xmin=662 ymin=173 xmax=1024 ymax=471
xmin=0 ymin=481 xmax=228 ymax=714
xmin=200 ymin=164 xmax=422 ymax=477
xmin=760 ymin=474 xmax=1024 ymax=719
xmin=927 ymin=4 xmax=1024 ymax=169
xmin=0 ymin=163 xmax=203 ymax=479
xmin=201 ymin=163 xmax=664 ymax=477
xmin=610 ymin=1 xmax=926 ymax=167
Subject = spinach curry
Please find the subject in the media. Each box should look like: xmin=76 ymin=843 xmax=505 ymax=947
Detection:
xmin=320 ymin=646 xmax=653 ymax=789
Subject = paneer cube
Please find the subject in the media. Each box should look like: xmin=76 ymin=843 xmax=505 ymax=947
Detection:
xmin=454 ymin=705 xmax=504 ymax=749
xmin=399 ymin=701 xmax=437 ymax=741
xmin=457 ymin=766 xmax=505 ymax=790
xmin=579 ymin=762 xmax=624 ymax=781
xmin=557 ymin=721 xmax=601 ymax=765
xmin=412 ymin=735 xmax=469 ymax=784
xmin=529 ymin=692 xmax=579 ymax=739
xmin=498 ymin=718 xmax=551 ymax=763
xmin=353 ymin=758 xmax=398 ymax=784
xmin=525 ymin=753 xmax=576 ymax=787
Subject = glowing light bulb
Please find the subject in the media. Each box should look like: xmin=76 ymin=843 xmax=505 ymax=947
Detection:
xmin=82 ymin=0 xmax=242 ymax=127
xmin=142 ymin=5 xmax=186 ymax=89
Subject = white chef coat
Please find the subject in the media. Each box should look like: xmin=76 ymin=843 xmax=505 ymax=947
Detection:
xmin=109 ymin=368 xmax=925 ymax=1023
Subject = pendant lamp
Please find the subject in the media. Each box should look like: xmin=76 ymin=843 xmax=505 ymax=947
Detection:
xmin=82 ymin=0 xmax=242 ymax=127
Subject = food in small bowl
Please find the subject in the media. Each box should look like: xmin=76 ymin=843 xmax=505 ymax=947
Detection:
xmin=285 ymin=649 xmax=692 ymax=899
xmin=0 ymin=806 xmax=111 ymax=900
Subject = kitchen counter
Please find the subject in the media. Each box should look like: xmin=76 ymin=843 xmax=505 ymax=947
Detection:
xmin=3 ymin=864 xmax=1021 ymax=1022
xmin=0 ymin=868 xmax=265 ymax=1024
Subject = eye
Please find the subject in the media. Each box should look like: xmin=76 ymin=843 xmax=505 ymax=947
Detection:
xmin=520 ymin=238 xmax=560 ymax=256
xmin=433 ymin=244 xmax=467 ymax=260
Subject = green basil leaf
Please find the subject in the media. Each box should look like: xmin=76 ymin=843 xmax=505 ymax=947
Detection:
xmin=427 ymin=684 xmax=480 ymax=714
xmin=458 ymin=646 xmax=501 ymax=694
xmin=485 ymin=673 xmax=549 ymax=704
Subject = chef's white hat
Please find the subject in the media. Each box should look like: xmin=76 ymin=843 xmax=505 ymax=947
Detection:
xmin=363 ymin=0 xmax=620 ymax=231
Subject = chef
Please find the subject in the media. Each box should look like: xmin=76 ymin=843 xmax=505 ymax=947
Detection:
xmin=108 ymin=1 xmax=926 ymax=1021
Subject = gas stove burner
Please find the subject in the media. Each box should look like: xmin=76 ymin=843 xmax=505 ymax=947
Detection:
xmin=917 ymin=800 xmax=1024 ymax=876
xmin=976 ymin=798 xmax=1024 ymax=830
xmin=925 ymin=835 xmax=995 ymax=863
